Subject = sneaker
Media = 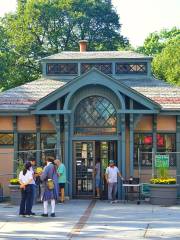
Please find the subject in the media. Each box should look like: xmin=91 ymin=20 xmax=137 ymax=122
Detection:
xmin=110 ymin=201 xmax=116 ymax=204
xmin=51 ymin=213 xmax=55 ymax=217
xmin=19 ymin=214 xmax=25 ymax=217
xmin=41 ymin=213 xmax=48 ymax=217
xmin=25 ymin=215 xmax=31 ymax=218
xmin=30 ymin=212 xmax=36 ymax=216
xmin=95 ymin=195 xmax=100 ymax=199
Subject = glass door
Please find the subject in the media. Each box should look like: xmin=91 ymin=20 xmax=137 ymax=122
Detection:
xmin=73 ymin=142 xmax=95 ymax=197
xmin=95 ymin=141 xmax=117 ymax=199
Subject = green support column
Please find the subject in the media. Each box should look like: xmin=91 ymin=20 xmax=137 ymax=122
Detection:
xmin=117 ymin=114 xmax=122 ymax=199
xmin=121 ymin=113 xmax=126 ymax=178
xmin=13 ymin=116 xmax=18 ymax=176
xmin=130 ymin=100 xmax=134 ymax=177
xmin=176 ymin=116 xmax=180 ymax=197
xmin=152 ymin=114 xmax=157 ymax=177
xmin=36 ymin=116 xmax=41 ymax=165
xmin=64 ymin=115 xmax=70 ymax=197
xmin=56 ymin=115 xmax=61 ymax=160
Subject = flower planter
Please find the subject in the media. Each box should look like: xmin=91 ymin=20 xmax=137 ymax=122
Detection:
xmin=8 ymin=185 xmax=21 ymax=205
xmin=150 ymin=184 xmax=178 ymax=205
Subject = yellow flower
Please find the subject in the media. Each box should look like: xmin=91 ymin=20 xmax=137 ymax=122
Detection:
xmin=9 ymin=178 xmax=20 ymax=185
xmin=150 ymin=177 xmax=176 ymax=184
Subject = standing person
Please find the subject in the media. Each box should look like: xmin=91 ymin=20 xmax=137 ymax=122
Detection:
xmin=19 ymin=162 xmax=33 ymax=217
xmin=55 ymin=159 xmax=66 ymax=203
xmin=29 ymin=158 xmax=37 ymax=215
xmin=105 ymin=160 xmax=123 ymax=203
xmin=94 ymin=158 xmax=101 ymax=198
xmin=40 ymin=156 xmax=59 ymax=217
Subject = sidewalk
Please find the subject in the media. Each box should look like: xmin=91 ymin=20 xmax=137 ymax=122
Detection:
xmin=0 ymin=200 xmax=180 ymax=239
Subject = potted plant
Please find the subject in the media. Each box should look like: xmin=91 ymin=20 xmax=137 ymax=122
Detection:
xmin=8 ymin=159 xmax=24 ymax=205
xmin=149 ymin=155 xmax=178 ymax=205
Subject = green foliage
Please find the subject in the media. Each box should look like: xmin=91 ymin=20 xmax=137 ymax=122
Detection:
xmin=137 ymin=27 xmax=180 ymax=56
xmin=152 ymin=38 xmax=180 ymax=85
xmin=16 ymin=159 xmax=25 ymax=177
xmin=137 ymin=27 xmax=180 ymax=85
xmin=0 ymin=0 xmax=129 ymax=90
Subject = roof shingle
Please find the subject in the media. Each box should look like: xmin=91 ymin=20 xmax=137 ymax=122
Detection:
xmin=42 ymin=51 xmax=151 ymax=61
xmin=0 ymin=76 xmax=180 ymax=111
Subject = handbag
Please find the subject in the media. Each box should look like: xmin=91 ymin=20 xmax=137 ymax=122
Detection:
xmin=46 ymin=166 xmax=55 ymax=190
xmin=47 ymin=179 xmax=54 ymax=190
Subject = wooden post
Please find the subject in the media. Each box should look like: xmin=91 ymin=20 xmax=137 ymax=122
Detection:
xmin=152 ymin=114 xmax=157 ymax=171
xmin=36 ymin=116 xmax=41 ymax=165
xmin=176 ymin=116 xmax=180 ymax=197
xmin=130 ymin=100 xmax=134 ymax=177
xmin=13 ymin=116 xmax=18 ymax=176
xmin=64 ymin=114 xmax=70 ymax=197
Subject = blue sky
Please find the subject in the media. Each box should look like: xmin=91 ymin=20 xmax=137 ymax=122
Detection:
xmin=0 ymin=0 xmax=179 ymax=47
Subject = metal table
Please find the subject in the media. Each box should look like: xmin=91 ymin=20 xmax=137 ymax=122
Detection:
xmin=123 ymin=183 xmax=141 ymax=204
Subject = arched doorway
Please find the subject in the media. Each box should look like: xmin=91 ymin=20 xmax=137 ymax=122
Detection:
xmin=73 ymin=95 xmax=118 ymax=198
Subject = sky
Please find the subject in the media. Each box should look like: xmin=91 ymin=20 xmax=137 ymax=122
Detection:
xmin=0 ymin=0 xmax=179 ymax=47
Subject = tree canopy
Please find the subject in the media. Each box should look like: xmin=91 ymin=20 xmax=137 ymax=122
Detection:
xmin=0 ymin=0 xmax=129 ymax=90
xmin=137 ymin=27 xmax=180 ymax=85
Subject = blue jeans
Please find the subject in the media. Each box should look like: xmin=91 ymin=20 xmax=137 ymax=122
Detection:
xmin=19 ymin=184 xmax=33 ymax=215
xmin=30 ymin=184 xmax=36 ymax=213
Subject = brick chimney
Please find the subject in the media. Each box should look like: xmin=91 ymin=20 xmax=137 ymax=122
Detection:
xmin=79 ymin=40 xmax=88 ymax=52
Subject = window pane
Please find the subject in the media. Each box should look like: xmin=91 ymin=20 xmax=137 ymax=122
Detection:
xmin=74 ymin=96 xmax=117 ymax=135
xmin=47 ymin=63 xmax=78 ymax=75
xmin=116 ymin=63 xmax=147 ymax=74
xmin=40 ymin=133 xmax=57 ymax=161
xmin=81 ymin=63 xmax=112 ymax=74
xmin=134 ymin=133 xmax=153 ymax=167
xmin=157 ymin=133 xmax=176 ymax=167
xmin=18 ymin=133 xmax=36 ymax=161
xmin=0 ymin=133 xmax=14 ymax=145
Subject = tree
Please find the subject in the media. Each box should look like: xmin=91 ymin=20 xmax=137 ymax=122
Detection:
xmin=0 ymin=0 xmax=129 ymax=90
xmin=152 ymin=37 xmax=180 ymax=85
xmin=137 ymin=27 xmax=180 ymax=56
xmin=137 ymin=27 xmax=180 ymax=85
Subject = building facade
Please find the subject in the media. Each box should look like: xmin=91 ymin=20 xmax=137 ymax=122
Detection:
xmin=0 ymin=41 xmax=180 ymax=198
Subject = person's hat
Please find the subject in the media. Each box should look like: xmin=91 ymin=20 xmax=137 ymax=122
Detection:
xmin=109 ymin=160 xmax=114 ymax=164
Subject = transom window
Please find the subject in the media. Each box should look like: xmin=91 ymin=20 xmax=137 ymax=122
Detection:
xmin=46 ymin=63 xmax=78 ymax=75
xmin=81 ymin=63 xmax=112 ymax=74
xmin=116 ymin=63 xmax=147 ymax=74
xmin=0 ymin=133 xmax=14 ymax=145
xmin=74 ymin=96 xmax=117 ymax=135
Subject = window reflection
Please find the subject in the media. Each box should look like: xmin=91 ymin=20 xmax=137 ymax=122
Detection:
xmin=18 ymin=133 xmax=36 ymax=161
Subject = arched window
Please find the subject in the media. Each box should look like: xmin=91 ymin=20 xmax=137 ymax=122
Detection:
xmin=74 ymin=96 xmax=117 ymax=135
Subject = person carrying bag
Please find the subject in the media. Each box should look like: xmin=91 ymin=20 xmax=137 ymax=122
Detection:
xmin=40 ymin=156 xmax=59 ymax=217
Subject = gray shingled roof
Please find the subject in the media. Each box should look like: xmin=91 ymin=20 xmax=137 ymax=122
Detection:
xmin=42 ymin=51 xmax=151 ymax=61
xmin=0 ymin=76 xmax=180 ymax=111
xmin=0 ymin=78 xmax=66 ymax=111
xmin=123 ymin=78 xmax=180 ymax=110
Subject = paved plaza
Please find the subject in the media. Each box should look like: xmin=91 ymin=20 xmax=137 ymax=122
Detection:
xmin=0 ymin=200 xmax=180 ymax=239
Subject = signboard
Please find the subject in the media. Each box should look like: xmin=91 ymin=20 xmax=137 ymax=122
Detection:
xmin=155 ymin=155 xmax=169 ymax=168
